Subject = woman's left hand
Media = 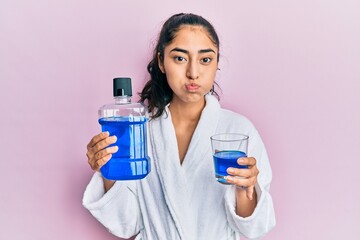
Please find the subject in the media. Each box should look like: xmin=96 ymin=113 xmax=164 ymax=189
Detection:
xmin=225 ymin=157 xmax=259 ymax=200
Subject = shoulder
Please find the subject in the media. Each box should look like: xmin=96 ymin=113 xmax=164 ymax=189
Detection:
xmin=204 ymin=94 xmax=257 ymax=133
xmin=219 ymin=108 xmax=252 ymax=125
xmin=217 ymin=108 xmax=257 ymax=135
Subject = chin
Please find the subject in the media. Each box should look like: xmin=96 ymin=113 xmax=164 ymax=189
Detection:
xmin=180 ymin=94 xmax=205 ymax=104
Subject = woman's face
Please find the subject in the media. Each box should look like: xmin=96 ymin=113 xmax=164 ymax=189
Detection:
xmin=158 ymin=25 xmax=218 ymax=105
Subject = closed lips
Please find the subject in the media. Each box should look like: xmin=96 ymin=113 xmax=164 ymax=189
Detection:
xmin=185 ymin=83 xmax=200 ymax=90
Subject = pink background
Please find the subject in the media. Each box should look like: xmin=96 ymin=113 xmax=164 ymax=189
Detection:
xmin=1 ymin=0 xmax=359 ymax=239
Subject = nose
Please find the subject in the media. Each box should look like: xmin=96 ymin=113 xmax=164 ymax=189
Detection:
xmin=186 ymin=60 xmax=199 ymax=80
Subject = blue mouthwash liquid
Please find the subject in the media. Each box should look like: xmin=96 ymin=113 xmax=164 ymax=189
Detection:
xmin=213 ymin=150 xmax=247 ymax=184
xmin=99 ymin=116 xmax=149 ymax=180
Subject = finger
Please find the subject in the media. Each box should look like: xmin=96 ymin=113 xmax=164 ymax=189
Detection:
xmin=225 ymin=176 xmax=249 ymax=187
xmin=87 ymin=131 xmax=109 ymax=150
xmin=93 ymin=154 xmax=112 ymax=171
xmin=237 ymin=157 xmax=256 ymax=167
xmin=227 ymin=165 xmax=259 ymax=178
xmin=227 ymin=167 xmax=252 ymax=178
xmin=89 ymin=145 xmax=117 ymax=169
xmin=246 ymin=186 xmax=255 ymax=200
xmin=94 ymin=146 xmax=119 ymax=160
xmin=87 ymin=135 xmax=115 ymax=160
xmin=226 ymin=176 xmax=257 ymax=188
xmin=90 ymin=135 xmax=117 ymax=154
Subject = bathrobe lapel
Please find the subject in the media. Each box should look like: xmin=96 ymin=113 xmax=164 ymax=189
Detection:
xmin=182 ymin=95 xmax=221 ymax=171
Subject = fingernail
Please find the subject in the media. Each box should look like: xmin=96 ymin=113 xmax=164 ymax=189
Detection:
xmin=238 ymin=158 xmax=245 ymax=163
xmin=111 ymin=136 xmax=117 ymax=141
xmin=226 ymin=176 xmax=234 ymax=182
xmin=227 ymin=168 xmax=235 ymax=174
xmin=113 ymin=146 xmax=119 ymax=152
xmin=103 ymin=131 xmax=109 ymax=136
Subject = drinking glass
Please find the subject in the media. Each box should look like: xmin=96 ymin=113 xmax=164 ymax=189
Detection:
xmin=210 ymin=133 xmax=249 ymax=184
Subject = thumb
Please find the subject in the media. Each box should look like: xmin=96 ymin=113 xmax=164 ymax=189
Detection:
xmin=247 ymin=186 xmax=254 ymax=201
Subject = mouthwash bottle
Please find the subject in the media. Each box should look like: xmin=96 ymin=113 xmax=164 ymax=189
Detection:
xmin=98 ymin=77 xmax=150 ymax=180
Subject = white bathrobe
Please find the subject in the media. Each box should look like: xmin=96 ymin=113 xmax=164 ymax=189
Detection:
xmin=83 ymin=95 xmax=275 ymax=240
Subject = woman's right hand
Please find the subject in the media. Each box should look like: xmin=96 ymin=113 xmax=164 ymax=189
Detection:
xmin=86 ymin=131 xmax=118 ymax=172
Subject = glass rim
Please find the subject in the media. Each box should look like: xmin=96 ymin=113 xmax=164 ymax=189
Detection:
xmin=210 ymin=133 xmax=249 ymax=142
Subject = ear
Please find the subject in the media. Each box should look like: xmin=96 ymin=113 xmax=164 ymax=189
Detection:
xmin=158 ymin=52 xmax=165 ymax=74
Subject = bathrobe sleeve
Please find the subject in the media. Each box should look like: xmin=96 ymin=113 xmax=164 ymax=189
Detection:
xmin=224 ymin=128 xmax=276 ymax=239
xmin=82 ymin=172 xmax=142 ymax=238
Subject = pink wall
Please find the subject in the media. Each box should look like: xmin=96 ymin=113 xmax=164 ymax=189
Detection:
xmin=1 ymin=0 xmax=359 ymax=239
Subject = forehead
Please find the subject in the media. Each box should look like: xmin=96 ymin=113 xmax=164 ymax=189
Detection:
xmin=167 ymin=25 xmax=218 ymax=51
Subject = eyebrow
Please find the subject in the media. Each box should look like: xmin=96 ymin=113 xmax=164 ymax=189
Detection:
xmin=170 ymin=47 xmax=216 ymax=54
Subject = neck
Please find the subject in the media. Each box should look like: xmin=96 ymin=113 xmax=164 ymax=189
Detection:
xmin=169 ymin=96 xmax=206 ymax=122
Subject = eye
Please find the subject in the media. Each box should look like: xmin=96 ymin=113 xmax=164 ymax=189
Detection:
xmin=174 ymin=56 xmax=186 ymax=62
xmin=201 ymin=57 xmax=212 ymax=64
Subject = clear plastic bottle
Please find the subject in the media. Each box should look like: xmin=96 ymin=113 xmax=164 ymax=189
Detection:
xmin=98 ymin=77 xmax=150 ymax=180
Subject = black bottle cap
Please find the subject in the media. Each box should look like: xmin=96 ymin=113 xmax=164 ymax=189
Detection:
xmin=113 ymin=77 xmax=132 ymax=97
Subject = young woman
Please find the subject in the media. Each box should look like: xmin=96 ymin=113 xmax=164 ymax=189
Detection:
xmin=83 ymin=13 xmax=275 ymax=240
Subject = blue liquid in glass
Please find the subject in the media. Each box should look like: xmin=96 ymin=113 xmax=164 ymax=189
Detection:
xmin=213 ymin=150 xmax=247 ymax=184
xmin=98 ymin=116 xmax=150 ymax=180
